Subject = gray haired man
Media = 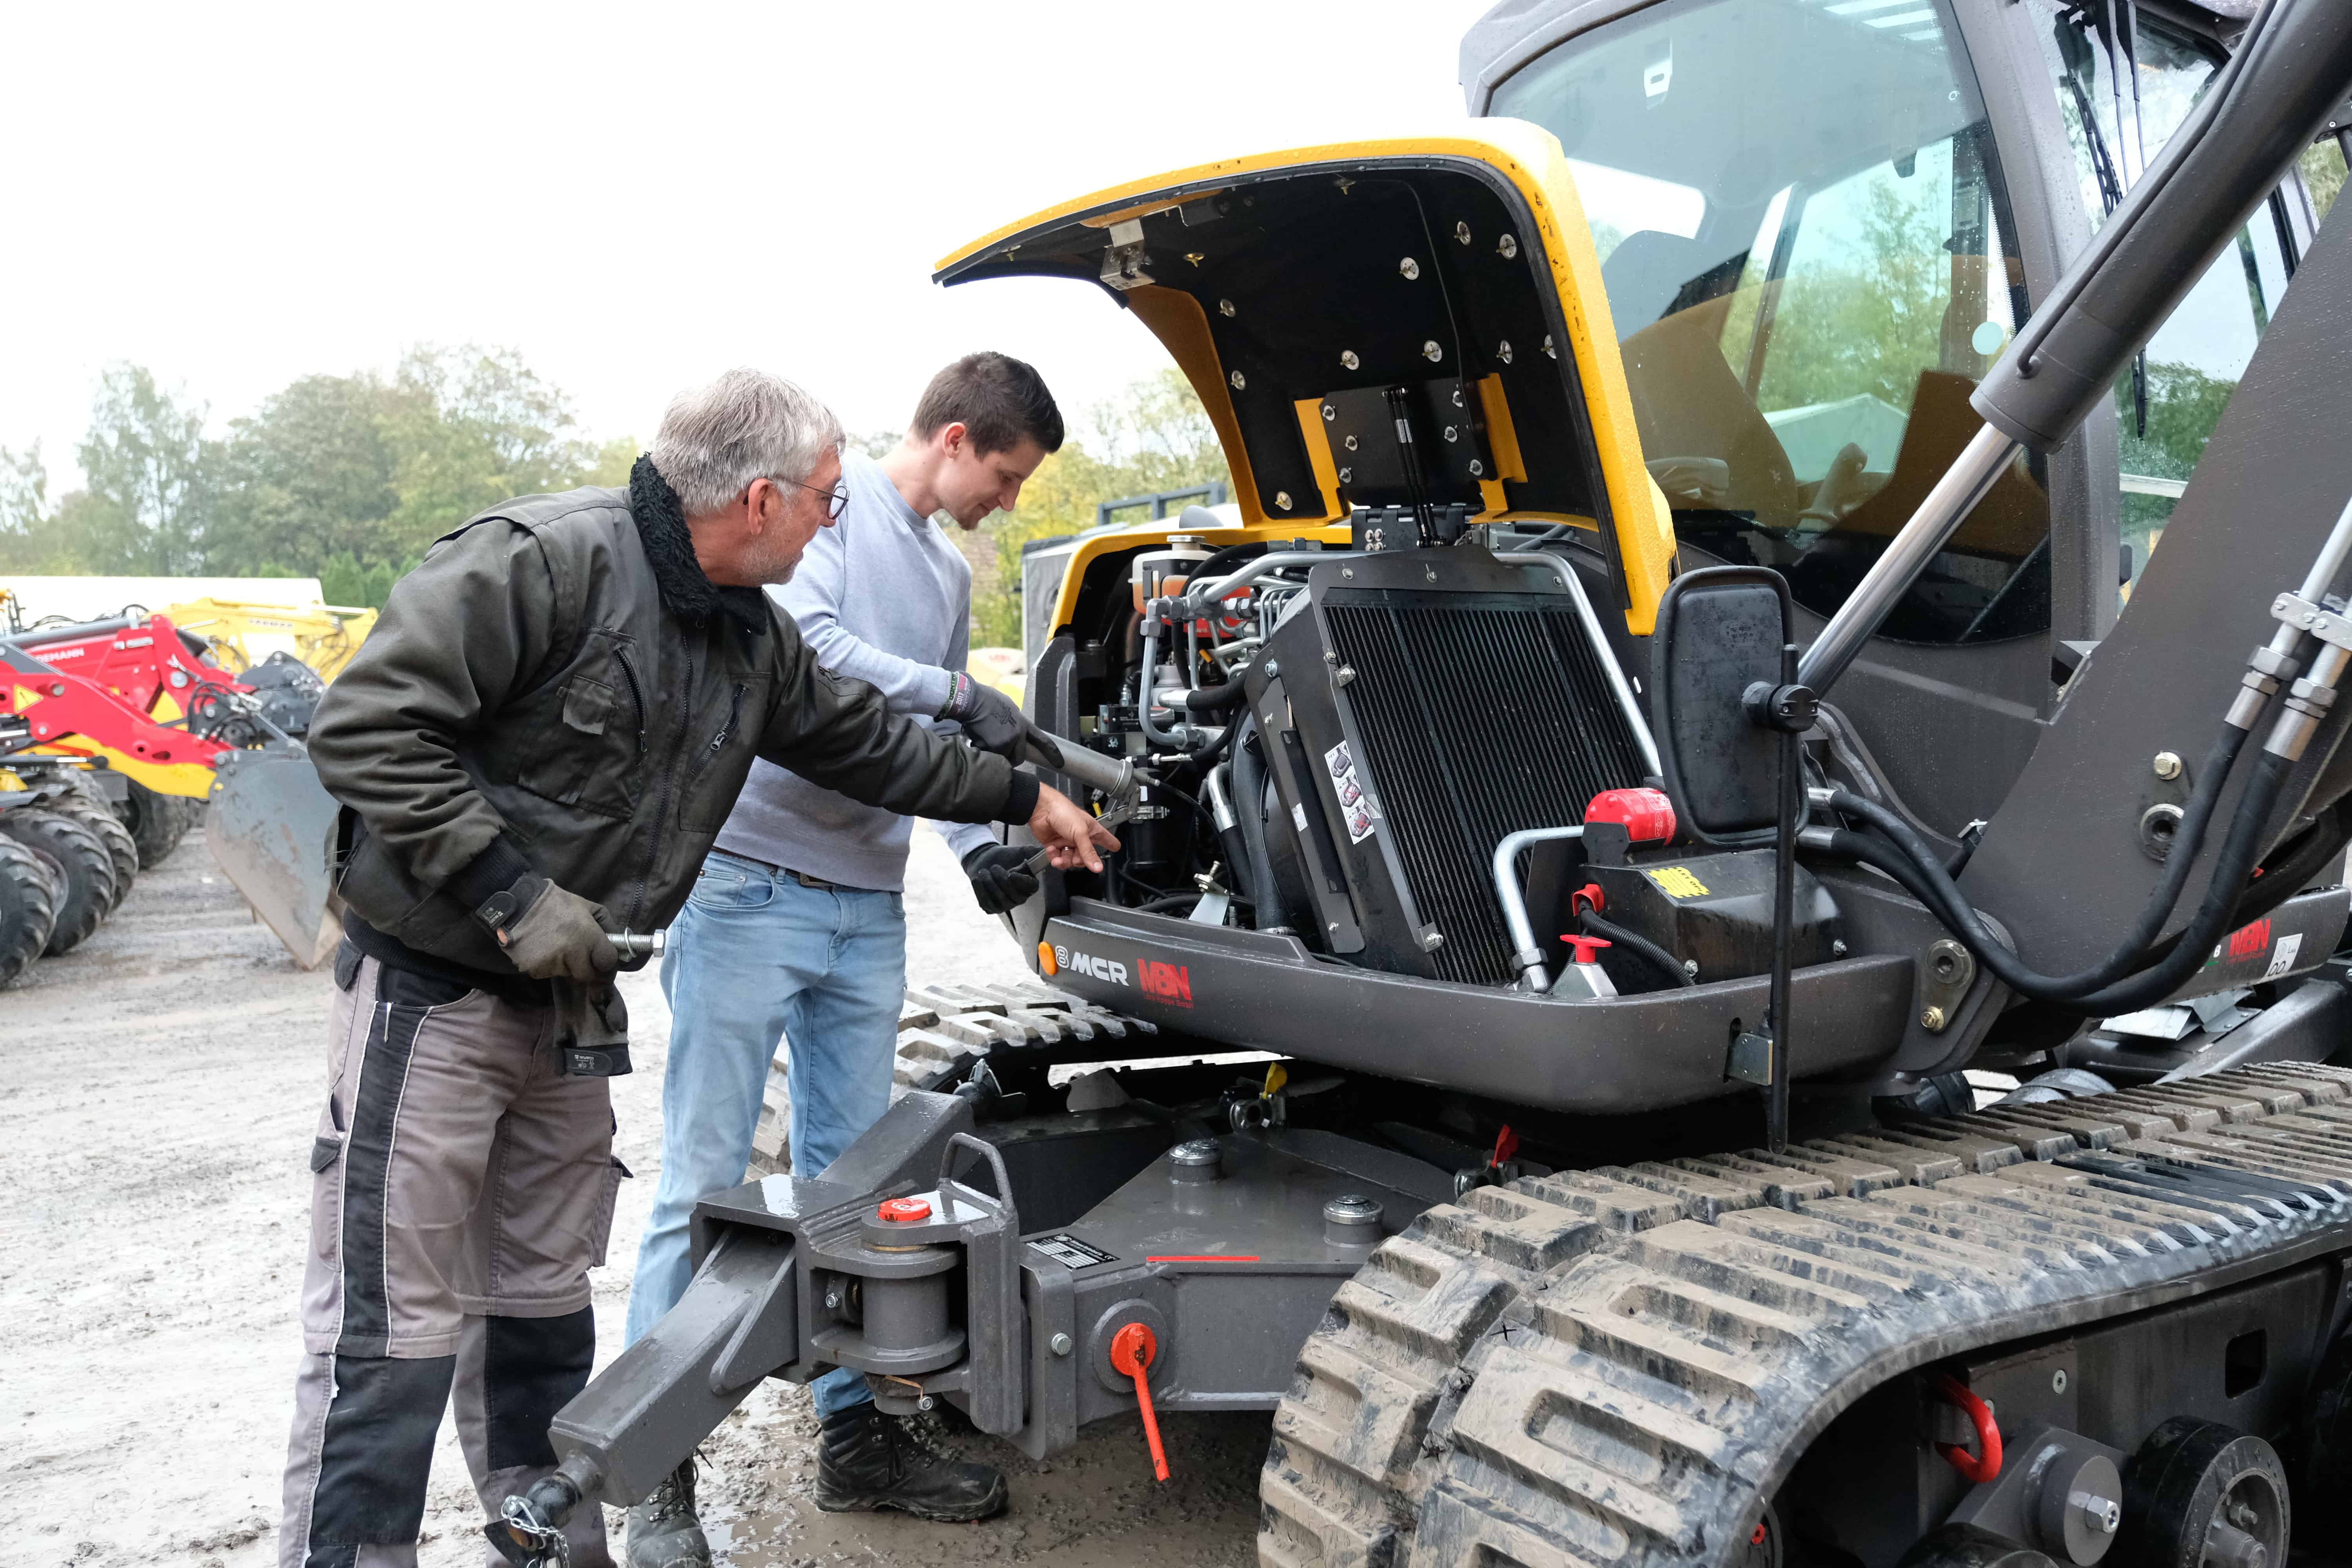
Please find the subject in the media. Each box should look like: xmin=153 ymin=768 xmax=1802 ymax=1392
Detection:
xmin=280 ymin=368 xmax=1114 ymax=1568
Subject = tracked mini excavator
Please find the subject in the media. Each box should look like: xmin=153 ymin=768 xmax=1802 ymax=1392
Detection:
xmin=495 ymin=4 xmax=2352 ymax=1565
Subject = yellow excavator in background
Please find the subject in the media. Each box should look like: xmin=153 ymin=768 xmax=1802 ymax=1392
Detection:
xmin=154 ymin=597 xmax=378 ymax=682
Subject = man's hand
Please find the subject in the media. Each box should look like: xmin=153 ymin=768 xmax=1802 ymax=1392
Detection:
xmin=1027 ymin=784 xmax=1119 ymax=872
xmin=496 ymin=881 xmax=622 ymax=983
xmin=942 ymin=672 xmax=1028 ymax=760
xmin=962 ymin=843 xmax=1040 ymax=914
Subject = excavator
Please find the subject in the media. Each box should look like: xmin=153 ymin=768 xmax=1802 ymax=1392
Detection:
xmin=465 ymin=3 xmax=2352 ymax=1565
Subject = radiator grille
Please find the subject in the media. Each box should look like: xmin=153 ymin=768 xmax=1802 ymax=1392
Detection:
xmin=1323 ymin=592 xmax=1647 ymax=984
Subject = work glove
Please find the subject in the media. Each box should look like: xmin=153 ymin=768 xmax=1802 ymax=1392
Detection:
xmin=477 ymin=875 xmax=621 ymax=983
xmin=942 ymin=672 xmax=1029 ymax=760
xmin=961 ymin=842 xmax=1040 ymax=915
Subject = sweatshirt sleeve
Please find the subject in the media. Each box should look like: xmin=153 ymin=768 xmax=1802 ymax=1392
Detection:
xmin=772 ymin=511 xmax=956 ymax=717
xmin=306 ymin=519 xmax=560 ymax=889
xmin=753 ymin=610 xmax=1038 ymax=825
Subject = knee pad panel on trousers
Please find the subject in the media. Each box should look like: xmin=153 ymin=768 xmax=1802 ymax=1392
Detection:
xmin=478 ymin=1308 xmax=595 ymax=1473
xmin=299 ymin=1353 xmax=455 ymax=1562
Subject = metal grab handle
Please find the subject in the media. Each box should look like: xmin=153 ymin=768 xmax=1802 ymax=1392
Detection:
xmin=938 ymin=1131 xmax=1015 ymax=1217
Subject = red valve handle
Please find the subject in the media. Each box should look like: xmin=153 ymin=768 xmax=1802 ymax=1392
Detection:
xmin=1570 ymin=882 xmax=1606 ymax=917
xmin=1934 ymin=1373 xmax=2002 ymax=1483
xmin=1109 ymin=1323 xmax=1170 ymax=1481
xmin=1562 ymin=934 xmax=1613 ymax=965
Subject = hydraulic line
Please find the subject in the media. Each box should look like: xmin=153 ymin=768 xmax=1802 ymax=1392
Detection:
xmin=1818 ymin=749 xmax=2293 ymax=1014
xmin=1232 ymin=715 xmax=1282 ymax=933
xmin=1824 ymin=720 xmax=2249 ymax=995
xmin=1577 ymin=911 xmax=1693 ymax=989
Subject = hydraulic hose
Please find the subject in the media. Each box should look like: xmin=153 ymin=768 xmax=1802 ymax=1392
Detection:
xmin=1826 ymin=719 xmax=2250 ymax=997
xmin=1577 ymin=911 xmax=1693 ymax=989
xmin=1820 ymin=749 xmax=2294 ymax=1013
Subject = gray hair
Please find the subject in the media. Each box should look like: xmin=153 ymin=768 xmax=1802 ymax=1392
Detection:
xmin=649 ymin=368 xmax=845 ymax=515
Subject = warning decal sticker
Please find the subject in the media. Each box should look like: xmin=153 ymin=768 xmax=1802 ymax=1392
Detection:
xmin=1324 ymin=740 xmax=1383 ymax=844
xmin=1649 ymin=866 xmax=1710 ymax=899
xmin=1029 ymin=1233 xmax=1116 ymax=1270
xmin=2264 ymin=933 xmax=2305 ymax=980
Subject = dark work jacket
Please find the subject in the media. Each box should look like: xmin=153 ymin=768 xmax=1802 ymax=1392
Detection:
xmin=307 ymin=485 xmax=1032 ymax=975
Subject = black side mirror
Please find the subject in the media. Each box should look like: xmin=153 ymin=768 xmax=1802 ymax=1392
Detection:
xmin=1650 ymin=566 xmax=1795 ymax=845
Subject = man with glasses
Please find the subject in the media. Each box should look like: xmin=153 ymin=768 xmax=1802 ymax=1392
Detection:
xmin=278 ymin=368 xmax=1112 ymax=1568
xmin=620 ymin=353 xmax=1065 ymax=1564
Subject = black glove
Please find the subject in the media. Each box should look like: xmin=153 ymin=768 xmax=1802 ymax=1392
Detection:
xmin=475 ymin=875 xmax=619 ymax=982
xmin=962 ymin=842 xmax=1039 ymax=915
xmin=942 ymin=672 xmax=1029 ymax=760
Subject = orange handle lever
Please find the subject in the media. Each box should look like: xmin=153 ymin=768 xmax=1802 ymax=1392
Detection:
xmin=1109 ymin=1322 xmax=1171 ymax=1481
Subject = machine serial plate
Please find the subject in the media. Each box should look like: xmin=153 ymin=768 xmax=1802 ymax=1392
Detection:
xmin=1028 ymin=1233 xmax=1118 ymax=1270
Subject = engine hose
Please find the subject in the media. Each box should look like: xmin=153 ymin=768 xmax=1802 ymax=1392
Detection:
xmin=1822 ymin=750 xmax=2292 ymax=1013
xmin=1826 ymin=720 xmax=2250 ymax=997
xmin=1578 ymin=911 xmax=1693 ymax=988
xmin=1184 ymin=679 xmax=1250 ymax=715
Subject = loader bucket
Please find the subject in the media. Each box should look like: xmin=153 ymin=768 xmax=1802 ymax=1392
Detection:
xmin=208 ymin=747 xmax=343 ymax=969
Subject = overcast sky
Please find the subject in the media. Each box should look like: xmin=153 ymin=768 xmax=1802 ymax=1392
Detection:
xmin=2 ymin=2 xmax=1497 ymax=486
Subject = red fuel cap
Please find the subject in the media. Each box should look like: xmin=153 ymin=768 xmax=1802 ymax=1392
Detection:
xmin=877 ymin=1197 xmax=932 ymax=1223
xmin=1562 ymin=935 xmax=1613 ymax=965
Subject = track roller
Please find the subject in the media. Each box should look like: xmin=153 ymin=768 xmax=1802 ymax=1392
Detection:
xmin=0 ymin=835 xmax=60 ymax=985
xmin=2119 ymin=1421 xmax=2289 ymax=1568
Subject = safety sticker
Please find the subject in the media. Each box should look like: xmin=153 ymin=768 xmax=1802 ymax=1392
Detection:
xmin=2264 ymin=933 xmax=2305 ymax=980
xmin=1324 ymin=740 xmax=1382 ymax=844
xmin=1649 ymin=866 xmax=1710 ymax=899
xmin=11 ymin=685 xmax=42 ymax=710
xmin=1029 ymin=1233 xmax=1116 ymax=1270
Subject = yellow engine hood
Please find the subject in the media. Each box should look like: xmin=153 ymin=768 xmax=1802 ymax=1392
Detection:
xmin=935 ymin=125 xmax=1676 ymax=631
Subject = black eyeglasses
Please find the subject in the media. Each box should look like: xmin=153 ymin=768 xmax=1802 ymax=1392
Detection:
xmin=776 ymin=475 xmax=849 ymax=520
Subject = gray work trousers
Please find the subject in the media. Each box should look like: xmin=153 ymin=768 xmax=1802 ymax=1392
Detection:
xmin=280 ymin=947 xmax=624 ymax=1568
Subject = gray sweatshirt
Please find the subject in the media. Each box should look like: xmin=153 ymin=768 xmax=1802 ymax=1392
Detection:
xmin=711 ymin=452 xmax=995 ymax=891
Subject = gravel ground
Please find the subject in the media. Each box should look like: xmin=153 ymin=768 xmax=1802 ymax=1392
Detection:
xmin=0 ymin=826 xmax=1264 ymax=1568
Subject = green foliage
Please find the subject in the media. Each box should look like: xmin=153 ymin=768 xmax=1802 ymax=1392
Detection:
xmin=968 ymin=368 xmax=1230 ymax=649
xmin=2302 ymin=140 xmax=2347 ymax=230
xmin=2 ymin=346 xmax=630 ymax=597
xmin=1753 ymin=174 xmax=1950 ymax=415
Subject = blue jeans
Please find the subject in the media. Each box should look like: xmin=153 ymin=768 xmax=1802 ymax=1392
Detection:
xmin=624 ymin=851 xmax=906 ymax=1417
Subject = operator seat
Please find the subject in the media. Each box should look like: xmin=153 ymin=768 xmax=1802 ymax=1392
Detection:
xmin=1603 ymin=230 xmax=1801 ymax=524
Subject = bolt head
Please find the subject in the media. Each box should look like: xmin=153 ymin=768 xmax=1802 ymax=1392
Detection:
xmin=1275 ymin=490 xmax=1292 ymax=510
xmin=1468 ymin=460 xmax=1484 ymax=477
xmin=2052 ymin=1368 xmax=2068 ymax=1392
xmin=2153 ymin=750 xmax=2183 ymax=780
xmin=1399 ymin=256 xmax=1421 ymax=280
xmin=1497 ymin=233 xmax=1519 ymax=259
xmin=1341 ymin=349 xmax=1360 ymax=370
xmin=1423 ymin=339 xmax=1444 ymax=362
xmin=1229 ymin=369 xmax=1246 ymax=390
xmin=1921 ymin=1005 xmax=1948 ymax=1031
xmin=1219 ymin=298 xmax=1236 ymax=317
xmin=1454 ymin=221 xmax=1471 ymax=245
xmin=2074 ymin=1493 xmax=2121 ymax=1534
xmin=1444 ymin=426 xmax=1459 ymax=443
xmin=1050 ymin=1332 xmax=1074 ymax=1356
xmin=917 ymin=1394 xmax=935 ymax=1411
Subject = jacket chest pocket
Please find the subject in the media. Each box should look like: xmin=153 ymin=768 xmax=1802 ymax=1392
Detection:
xmin=508 ymin=632 xmax=646 ymax=820
xmin=680 ymin=675 xmax=768 ymax=833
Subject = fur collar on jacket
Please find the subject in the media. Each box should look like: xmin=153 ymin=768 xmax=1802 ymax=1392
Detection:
xmin=628 ymin=455 xmax=769 ymax=634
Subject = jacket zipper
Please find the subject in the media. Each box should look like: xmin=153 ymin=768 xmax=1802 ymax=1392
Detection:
xmin=613 ymin=645 xmax=648 ymax=752
xmin=628 ymin=642 xmax=697 ymax=929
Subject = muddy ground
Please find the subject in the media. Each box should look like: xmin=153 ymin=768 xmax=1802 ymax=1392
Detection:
xmin=0 ymin=827 xmax=1264 ymax=1568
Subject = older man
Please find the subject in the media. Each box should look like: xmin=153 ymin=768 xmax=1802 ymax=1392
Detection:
xmin=620 ymin=353 xmax=1062 ymax=1564
xmin=280 ymin=369 xmax=1111 ymax=1568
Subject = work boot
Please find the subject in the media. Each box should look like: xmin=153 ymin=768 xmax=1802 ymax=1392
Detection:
xmin=815 ymin=1401 xmax=1009 ymax=1521
xmin=624 ymin=1460 xmax=710 ymax=1568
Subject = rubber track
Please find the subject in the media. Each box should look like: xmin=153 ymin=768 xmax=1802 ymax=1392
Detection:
xmin=1260 ymin=1062 xmax=2352 ymax=1568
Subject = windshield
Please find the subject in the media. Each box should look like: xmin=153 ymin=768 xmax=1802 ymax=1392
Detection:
xmin=1492 ymin=0 xmax=2049 ymax=645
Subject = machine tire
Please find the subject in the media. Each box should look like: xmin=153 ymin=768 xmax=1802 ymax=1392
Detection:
xmin=118 ymin=779 xmax=193 ymax=869
xmin=0 ymin=835 xmax=60 ymax=986
xmin=40 ymin=791 xmax=138 ymax=911
xmin=0 ymin=808 xmax=116 ymax=954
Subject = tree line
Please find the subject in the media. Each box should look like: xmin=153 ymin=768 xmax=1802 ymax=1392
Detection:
xmin=0 ymin=348 xmax=634 ymax=608
xmin=0 ymin=353 xmax=1230 ymax=645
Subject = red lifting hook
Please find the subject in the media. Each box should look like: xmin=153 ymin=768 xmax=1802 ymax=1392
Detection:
xmin=1109 ymin=1322 xmax=1171 ymax=1481
xmin=1933 ymin=1372 xmax=2002 ymax=1483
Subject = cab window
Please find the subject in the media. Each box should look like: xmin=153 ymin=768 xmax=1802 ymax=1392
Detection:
xmin=1493 ymin=0 xmax=2051 ymax=645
